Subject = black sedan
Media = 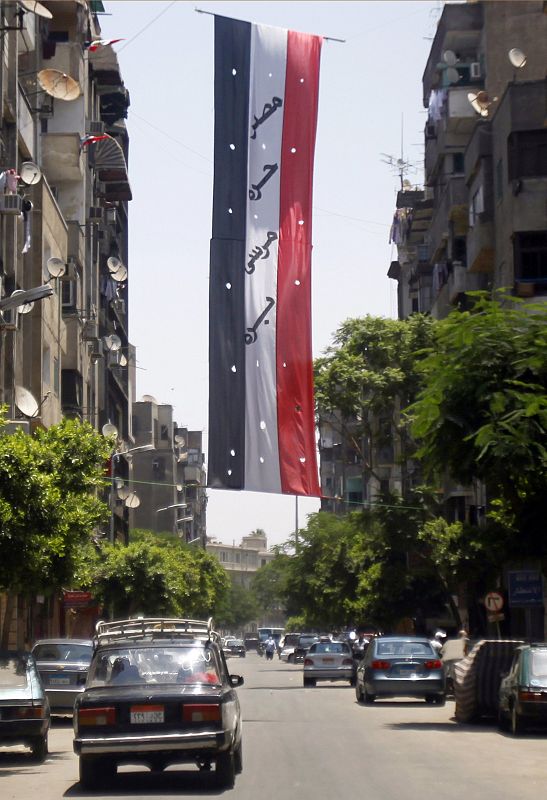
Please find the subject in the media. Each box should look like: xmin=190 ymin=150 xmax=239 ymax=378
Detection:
xmin=73 ymin=618 xmax=243 ymax=790
xmin=0 ymin=650 xmax=50 ymax=760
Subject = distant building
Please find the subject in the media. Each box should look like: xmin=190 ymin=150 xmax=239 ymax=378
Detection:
xmin=206 ymin=531 xmax=275 ymax=589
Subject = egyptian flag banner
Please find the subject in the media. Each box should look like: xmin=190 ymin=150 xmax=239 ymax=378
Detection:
xmin=208 ymin=15 xmax=322 ymax=497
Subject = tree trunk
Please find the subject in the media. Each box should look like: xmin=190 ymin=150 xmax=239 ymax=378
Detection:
xmin=1 ymin=593 xmax=16 ymax=649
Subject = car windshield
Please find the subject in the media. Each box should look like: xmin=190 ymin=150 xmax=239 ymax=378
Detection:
xmin=310 ymin=643 xmax=349 ymax=654
xmin=0 ymin=657 xmax=29 ymax=688
xmin=33 ymin=643 xmax=92 ymax=663
xmin=530 ymin=650 xmax=547 ymax=680
xmin=299 ymin=637 xmax=318 ymax=646
xmin=376 ymin=641 xmax=434 ymax=657
xmin=87 ymin=645 xmax=221 ymax=688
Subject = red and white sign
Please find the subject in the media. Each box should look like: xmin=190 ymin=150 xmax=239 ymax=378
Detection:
xmin=484 ymin=591 xmax=504 ymax=612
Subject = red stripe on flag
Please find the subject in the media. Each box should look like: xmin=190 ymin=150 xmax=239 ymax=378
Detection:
xmin=276 ymin=30 xmax=322 ymax=497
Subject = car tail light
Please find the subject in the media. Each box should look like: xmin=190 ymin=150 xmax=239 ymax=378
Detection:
xmin=304 ymin=658 xmax=314 ymax=667
xmin=182 ymin=704 xmax=221 ymax=722
xmin=424 ymin=660 xmax=442 ymax=670
xmin=78 ymin=706 xmax=116 ymax=726
xmin=519 ymin=690 xmax=547 ymax=702
xmin=14 ymin=705 xmax=45 ymax=719
xmin=371 ymin=660 xmax=391 ymax=670
xmin=342 ymin=658 xmax=354 ymax=666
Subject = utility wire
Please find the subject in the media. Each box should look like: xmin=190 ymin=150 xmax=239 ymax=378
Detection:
xmin=116 ymin=1 xmax=178 ymax=53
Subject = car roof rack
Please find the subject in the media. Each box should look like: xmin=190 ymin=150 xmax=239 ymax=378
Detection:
xmin=93 ymin=617 xmax=220 ymax=647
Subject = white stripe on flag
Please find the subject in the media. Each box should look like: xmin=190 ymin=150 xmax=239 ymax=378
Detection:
xmin=244 ymin=24 xmax=287 ymax=493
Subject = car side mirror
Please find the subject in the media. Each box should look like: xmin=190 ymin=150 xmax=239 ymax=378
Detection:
xmin=230 ymin=675 xmax=244 ymax=687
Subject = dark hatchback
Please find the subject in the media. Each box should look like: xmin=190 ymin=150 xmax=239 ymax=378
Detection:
xmin=0 ymin=650 xmax=50 ymax=760
xmin=73 ymin=618 xmax=243 ymax=790
xmin=499 ymin=643 xmax=547 ymax=735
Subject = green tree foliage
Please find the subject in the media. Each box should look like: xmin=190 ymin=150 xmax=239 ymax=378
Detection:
xmin=251 ymin=554 xmax=292 ymax=616
xmin=410 ymin=292 xmax=547 ymax=550
xmin=314 ymin=314 xmax=435 ymax=486
xmin=214 ymin=582 xmax=259 ymax=631
xmin=0 ymin=416 xmax=110 ymax=597
xmin=82 ymin=530 xmax=230 ymax=620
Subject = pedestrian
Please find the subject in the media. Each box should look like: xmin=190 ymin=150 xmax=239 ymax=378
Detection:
xmin=430 ymin=629 xmax=447 ymax=655
xmin=264 ymin=636 xmax=276 ymax=661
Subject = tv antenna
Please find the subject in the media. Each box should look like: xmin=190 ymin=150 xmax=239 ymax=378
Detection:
xmin=380 ymin=114 xmax=419 ymax=190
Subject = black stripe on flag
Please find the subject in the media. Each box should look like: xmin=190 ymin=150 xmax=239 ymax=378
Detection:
xmin=208 ymin=17 xmax=251 ymax=489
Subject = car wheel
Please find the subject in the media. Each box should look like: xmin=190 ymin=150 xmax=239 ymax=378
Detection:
xmin=303 ymin=677 xmax=316 ymax=687
xmin=355 ymin=682 xmax=364 ymax=703
xmin=79 ymin=755 xmax=116 ymax=790
xmin=216 ymin=750 xmax=236 ymax=788
xmin=498 ymin=706 xmax=510 ymax=732
xmin=364 ymin=689 xmax=375 ymax=704
xmin=435 ymin=694 xmax=446 ymax=706
xmin=425 ymin=695 xmax=436 ymax=704
xmin=349 ymin=675 xmax=356 ymax=687
xmin=234 ymin=740 xmax=243 ymax=774
xmin=30 ymin=733 xmax=48 ymax=762
xmin=511 ymin=704 xmax=525 ymax=736
xmin=288 ymin=653 xmax=295 ymax=664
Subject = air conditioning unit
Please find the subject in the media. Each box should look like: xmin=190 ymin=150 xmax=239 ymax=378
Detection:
xmin=82 ymin=320 xmax=98 ymax=339
xmin=105 ymin=207 xmax=117 ymax=225
xmin=88 ymin=206 xmax=103 ymax=220
xmin=470 ymin=62 xmax=481 ymax=79
xmin=0 ymin=194 xmax=23 ymax=215
xmin=89 ymin=339 xmax=104 ymax=361
xmin=4 ymin=419 xmax=30 ymax=435
xmin=88 ymin=120 xmax=105 ymax=135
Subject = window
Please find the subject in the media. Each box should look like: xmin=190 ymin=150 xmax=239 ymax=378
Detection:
xmin=468 ymin=185 xmax=484 ymax=227
xmin=160 ymin=424 xmax=169 ymax=441
xmin=508 ymin=130 xmax=547 ymax=180
xmin=514 ymin=232 xmax=547 ymax=284
xmin=61 ymin=278 xmax=76 ymax=309
xmin=452 ymin=152 xmax=464 ymax=174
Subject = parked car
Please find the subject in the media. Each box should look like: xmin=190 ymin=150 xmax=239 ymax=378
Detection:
xmin=454 ymin=639 xmax=524 ymax=723
xmin=73 ymin=617 xmax=243 ymax=790
xmin=293 ymin=634 xmax=320 ymax=663
xmin=243 ymin=636 xmax=260 ymax=653
xmin=355 ymin=635 xmax=445 ymax=704
xmin=0 ymin=650 xmax=50 ymax=760
xmin=303 ymin=640 xmax=355 ymax=687
xmin=498 ymin=643 xmax=547 ymax=735
xmin=32 ymin=638 xmax=93 ymax=714
xmin=279 ymin=633 xmax=302 ymax=663
xmin=223 ymin=638 xmax=246 ymax=658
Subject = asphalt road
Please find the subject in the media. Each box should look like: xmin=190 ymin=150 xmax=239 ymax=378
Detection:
xmin=1 ymin=653 xmax=547 ymax=799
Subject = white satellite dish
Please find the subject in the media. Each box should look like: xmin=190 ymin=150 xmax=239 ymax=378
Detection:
xmin=46 ymin=256 xmax=66 ymax=279
xmin=140 ymin=394 xmax=158 ymax=403
xmin=19 ymin=161 xmax=42 ymax=186
xmin=468 ymin=90 xmax=491 ymax=117
xmin=445 ymin=66 xmax=460 ymax=85
xmin=116 ymin=484 xmax=131 ymax=501
xmin=125 ymin=492 xmax=141 ymax=509
xmin=103 ymin=334 xmax=122 ymax=352
xmin=111 ymin=265 xmax=127 ymax=282
xmin=15 ymin=385 xmax=39 ymax=417
xmin=19 ymin=0 xmax=53 ymax=19
xmin=37 ymin=69 xmax=81 ymax=101
xmin=175 ymin=434 xmax=186 ymax=446
xmin=10 ymin=289 xmax=33 ymax=314
xmin=107 ymin=256 xmax=123 ymax=274
xmin=118 ymin=353 xmax=128 ymax=367
xmin=442 ymin=49 xmax=457 ymax=66
xmin=508 ymin=48 xmax=527 ymax=69
xmin=102 ymin=421 xmax=118 ymax=437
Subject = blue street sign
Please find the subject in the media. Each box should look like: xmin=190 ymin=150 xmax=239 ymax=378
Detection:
xmin=508 ymin=570 xmax=544 ymax=607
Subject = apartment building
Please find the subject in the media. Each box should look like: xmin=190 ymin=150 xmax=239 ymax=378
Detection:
xmin=130 ymin=396 xmax=207 ymax=547
xmin=0 ymin=0 xmax=133 ymax=642
xmin=206 ymin=531 xmax=275 ymax=590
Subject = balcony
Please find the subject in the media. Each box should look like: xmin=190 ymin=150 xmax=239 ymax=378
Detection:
xmin=41 ymin=132 xmax=83 ymax=182
xmin=428 ymin=176 xmax=468 ymax=261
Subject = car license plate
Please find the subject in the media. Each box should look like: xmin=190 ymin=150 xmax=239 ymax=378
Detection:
xmin=322 ymin=657 xmax=335 ymax=663
xmin=50 ymin=677 xmax=71 ymax=685
xmin=130 ymin=705 xmax=164 ymax=724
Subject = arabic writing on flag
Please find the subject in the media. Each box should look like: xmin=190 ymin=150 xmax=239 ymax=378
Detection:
xmin=208 ymin=15 xmax=322 ymax=497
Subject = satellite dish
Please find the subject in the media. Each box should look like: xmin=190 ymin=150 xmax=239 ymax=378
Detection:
xmin=140 ymin=394 xmax=158 ymax=403
xmin=103 ymin=334 xmax=122 ymax=352
xmin=176 ymin=484 xmax=183 ymax=492
xmin=19 ymin=0 xmax=53 ymax=19
xmin=125 ymin=492 xmax=141 ymax=509
xmin=175 ymin=434 xmax=186 ymax=446
xmin=111 ymin=265 xmax=127 ymax=282
xmin=10 ymin=289 xmax=34 ymax=314
xmin=107 ymin=256 xmax=122 ymax=273
xmin=508 ymin=48 xmax=527 ymax=69
xmin=116 ymin=484 xmax=131 ymax=501
xmin=46 ymin=256 xmax=66 ymax=279
xmin=468 ymin=90 xmax=491 ymax=117
xmin=37 ymin=69 xmax=81 ymax=101
xmin=19 ymin=161 xmax=42 ymax=186
xmin=15 ymin=385 xmax=39 ymax=417
xmin=102 ymin=421 xmax=118 ymax=437
xmin=442 ymin=49 xmax=457 ymax=66
xmin=445 ymin=66 xmax=460 ymax=85
xmin=118 ymin=353 xmax=128 ymax=367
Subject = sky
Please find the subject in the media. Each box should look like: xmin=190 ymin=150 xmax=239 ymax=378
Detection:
xmin=99 ymin=0 xmax=443 ymax=547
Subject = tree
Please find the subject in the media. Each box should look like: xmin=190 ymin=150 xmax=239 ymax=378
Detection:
xmin=82 ymin=530 xmax=230 ymax=619
xmin=314 ymin=314 xmax=435 ymax=495
xmin=410 ymin=292 xmax=547 ymax=552
xmin=214 ymin=582 xmax=259 ymax=631
xmin=0 ymin=416 xmax=111 ymax=646
xmin=251 ymin=554 xmax=292 ymax=617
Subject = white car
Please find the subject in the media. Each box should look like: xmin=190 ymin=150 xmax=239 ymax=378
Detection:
xmin=303 ymin=641 xmax=355 ymax=687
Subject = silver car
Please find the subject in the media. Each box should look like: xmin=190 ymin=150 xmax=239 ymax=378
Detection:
xmin=32 ymin=639 xmax=93 ymax=714
xmin=303 ymin=641 xmax=355 ymax=687
xmin=355 ymin=636 xmax=445 ymax=705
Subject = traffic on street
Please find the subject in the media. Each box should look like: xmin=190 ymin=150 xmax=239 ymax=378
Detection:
xmin=1 ymin=651 xmax=547 ymax=800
